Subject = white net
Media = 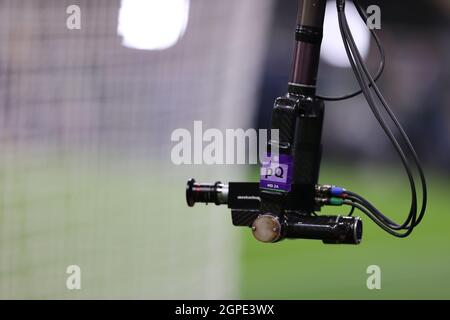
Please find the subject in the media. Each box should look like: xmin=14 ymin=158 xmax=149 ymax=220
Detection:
xmin=0 ymin=0 xmax=274 ymax=299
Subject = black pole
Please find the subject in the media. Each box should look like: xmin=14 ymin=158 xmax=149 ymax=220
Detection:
xmin=289 ymin=0 xmax=326 ymax=96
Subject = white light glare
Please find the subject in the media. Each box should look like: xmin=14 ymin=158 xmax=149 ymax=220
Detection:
xmin=321 ymin=0 xmax=370 ymax=68
xmin=118 ymin=0 xmax=190 ymax=51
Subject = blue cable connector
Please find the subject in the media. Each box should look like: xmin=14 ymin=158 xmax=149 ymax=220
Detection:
xmin=330 ymin=186 xmax=346 ymax=197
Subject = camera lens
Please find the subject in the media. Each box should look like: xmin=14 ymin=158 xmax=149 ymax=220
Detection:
xmin=186 ymin=179 xmax=228 ymax=207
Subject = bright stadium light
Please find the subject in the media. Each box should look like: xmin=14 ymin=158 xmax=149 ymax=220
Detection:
xmin=117 ymin=0 xmax=190 ymax=51
xmin=321 ymin=0 xmax=370 ymax=68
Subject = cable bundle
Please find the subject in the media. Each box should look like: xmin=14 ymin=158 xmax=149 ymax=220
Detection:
xmin=319 ymin=0 xmax=428 ymax=237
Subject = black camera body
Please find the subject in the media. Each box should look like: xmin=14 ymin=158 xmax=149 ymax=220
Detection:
xmin=260 ymin=93 xmax=324 ymax=215
xmin=186 ymin=0 xmax=363 ymax=245
xmin=186 ymin=93 xmax=363 ymax=245
xmin=254 ymin=93 xmax=361 ymax=245
xmin=185 ymin=0 xmax=427 ymax=243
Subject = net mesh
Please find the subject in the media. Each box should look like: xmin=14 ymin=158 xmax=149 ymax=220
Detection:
xmin=0 ymin=0 xmax=274 ymax=298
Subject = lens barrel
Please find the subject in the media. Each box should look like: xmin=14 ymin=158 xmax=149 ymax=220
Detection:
xmin=186 ymin=179 xmax=228 ymax=207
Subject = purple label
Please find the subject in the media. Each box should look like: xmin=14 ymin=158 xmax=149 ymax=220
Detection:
xmin=259 ymin=154 xmax=293 ymax=192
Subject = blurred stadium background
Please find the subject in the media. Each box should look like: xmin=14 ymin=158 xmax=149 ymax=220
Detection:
xmin=0 ymin=0 xmax=449 ymax=299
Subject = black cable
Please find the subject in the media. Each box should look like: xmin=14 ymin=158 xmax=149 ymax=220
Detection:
xmin=316 ymin=0 xmax=385 ymax=101
xmin=343 ymin=200 xmax=410 ymax=237
xmin=338 ymin=7 xmax=418 ymax=233
xmin=347 ymin=202 xmax=356 ymax=216
xmin=340 ymin=22 xmax=417 ymax=236
xmin=335 ymin=0 xmax=427 ymax=237
xmin=340 ymin=2 xmax=427 ymax=228
xmin=346 ymin=193 xmax=419 ymax=238
xmin=344 ymin=3 xmax=427 ymax=230
xmin=346 ymin=193 xmax=407 ymax=230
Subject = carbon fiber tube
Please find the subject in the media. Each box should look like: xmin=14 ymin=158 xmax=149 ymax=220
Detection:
xmin=284 ymin=215 xmax=363 ymax=244
xmin=296 ymin=0 xmax=327 ymax=27
xmin=289 ymin=0 xmax=327 ymax=93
